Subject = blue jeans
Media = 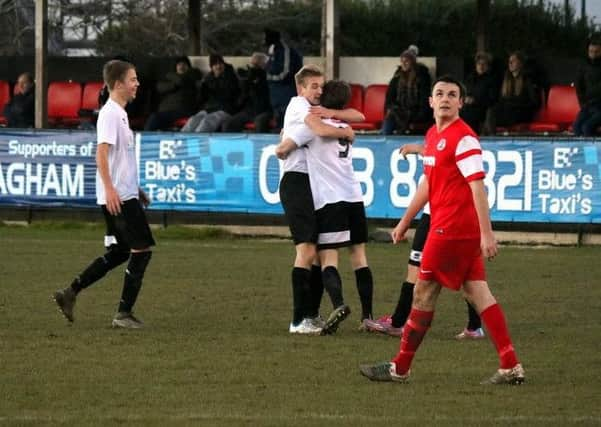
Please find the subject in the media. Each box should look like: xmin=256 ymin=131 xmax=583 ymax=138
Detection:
xmin=573 ymin=104 xmax=601 ymax=136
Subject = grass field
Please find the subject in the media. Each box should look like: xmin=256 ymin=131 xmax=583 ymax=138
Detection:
xmin=1 ymin=223 xmax=601 ymax=426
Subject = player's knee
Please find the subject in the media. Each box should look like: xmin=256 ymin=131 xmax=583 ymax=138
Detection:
xmin=103 ymin=245 xmax=130 ymax=269
xmin=126 ymin=251 xmax=153 ymax=280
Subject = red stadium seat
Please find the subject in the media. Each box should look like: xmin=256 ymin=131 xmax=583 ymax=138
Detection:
xmin=81 ymin=81 xmax=103 ymax=112
xmin=48 ymin=81 xmax=82 ymax=127
xmin=345 ymin=83 xmax=364 ymax=112
xmin=0 ymin=80 xmax=10 ymax=126
xmin=529 ymin=85 xmax=579 ymax=133
xmin=350 ymin=84 xmax=387 ymax=131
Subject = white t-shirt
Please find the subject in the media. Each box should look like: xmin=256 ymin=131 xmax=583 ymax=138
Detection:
xmin=287 ymin=119 xmax=363 ymax=210
xmin=95 ymin=98 xmax=139 ymax=205
xmin=281 ymin=96 xmax=311 ymax=174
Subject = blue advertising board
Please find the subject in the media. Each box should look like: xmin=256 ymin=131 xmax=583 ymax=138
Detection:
xmin=1 ymin=129 xmax=600 ymax=223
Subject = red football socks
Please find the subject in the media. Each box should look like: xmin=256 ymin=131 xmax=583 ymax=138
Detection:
xmin=392 ymin=308 xmax=434 ymax=375
xmin=480 ymin=303 xmax=519 ymax=369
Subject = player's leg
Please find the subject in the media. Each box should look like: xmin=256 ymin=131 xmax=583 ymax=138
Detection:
xmin=349 ymin=244 xmax=373 ymax=322
xmin=360 ymin=278 xmax=441 ymax=382
xmin=346 ymin=202 xmax=373 ymax=322
xmin=279 ymin=172 xmax=321 ymax=334
xmin=306 ymin=261 xmax=324 ymax=324
xmin=391 ymin=214 xmax=429 ymax=328
xmin=463 ymin=280 xmax=524 ymax=384
xmin=112 ymin=199 xmax=155 ymax=329
xmin=319 ymin=248 xmax=350 ymax=334
xmin=455 ymin=299 xmax=485 ymax=340
xmin=53 ymin=207 xmax=130 ymax=322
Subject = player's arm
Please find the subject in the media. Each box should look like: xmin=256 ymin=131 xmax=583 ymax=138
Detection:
xmin=275 ymin=137 xmax=298 ymax=160
xmin=391 ymin=179 xmax=429 ymax=244
xmin=399 ymin=143 xmax=424 ymax=158
xmin=304 ymin=114 xmax=354 ymax=141
xmin=469 ymin=179 xmax=498 ymax=260
xmin=96 ymin=143 xmax=122 ymax=215
xmin=309 ymin=106 xmax=365 ymax=123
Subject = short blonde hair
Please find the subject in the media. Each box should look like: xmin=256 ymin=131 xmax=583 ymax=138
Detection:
xmin=294 ymin=64 xmax=323 ymax=87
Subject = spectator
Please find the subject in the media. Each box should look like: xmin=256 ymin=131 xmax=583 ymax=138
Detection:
xmin=144 ymin=56 xmax=202 ymax=131
xmin=222 ymin=52 xmax=273 ymax=133
xmin=264 ymin=28 xmax=303 ymax=131
xmin=381 ymin=49 xmax=432 ymax=135
xmin=181 ymin=54 xmax=240 ymax=133
xmin=484 ymin=51 xmax=541 ymax=134
xmin=4 ymin=72 xmax=34 ymax=128
xmin=574 ymin=36 xmax=601 ymax=136
xmin=461 ymin=52 xmax=498 ymax=134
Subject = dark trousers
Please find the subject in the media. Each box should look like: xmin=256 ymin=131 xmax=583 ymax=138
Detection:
xmin=573 ymin=104 xmax=601 ymax=136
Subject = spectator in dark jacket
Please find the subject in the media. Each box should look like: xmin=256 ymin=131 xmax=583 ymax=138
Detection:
xmin=381 ymin=49 xmax=432 ymax=135
xmin=145 ymin=56 xmax=202 ymax=131
xmin=573 ymin=36 xmax=601 ymax=136
xmin=181 ymin=54 xmax=240 ymax=133
xmin=4 ymin=72 xmax=34 ymax=128
xmin=264 ymin=28 xmax=303 ymax=131
xmin=461 ymin=51 xmax=499 ymax=134
xmin=485 ymin=51 xmax=541 ymax=133
xmin=223 ymin=52 xmax=273 ymax=132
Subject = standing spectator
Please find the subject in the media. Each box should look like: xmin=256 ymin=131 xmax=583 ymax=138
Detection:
xmin=144 ymin=56 xmax=202 ymax=131
xmin=484 ymin=51 xmax=541 ymax=133
xmin=222 ymin=52 xmax=273 ymax=133
xmin=461 ymin=52 xmax=498 ymax=134
xmin=181 ymin=54 xmax=240 ymax=133
xmin=4 ymin=72 xmax=34 ymax=128
xmin=381 ymin=49 xmax=432 ymax=135
xmin=574 ymin=36 xmax=601 ymax=136
xmin=53 ymin=60 xmax=155 ymax=329
xmin=264 ymin=28 xmax=303 ymax=131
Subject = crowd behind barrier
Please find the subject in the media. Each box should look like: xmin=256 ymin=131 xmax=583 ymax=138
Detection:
xmin=1 ymin=130 xmax=600 ymax=224
xmin=0 ymin=78 xmax=587 ymax=137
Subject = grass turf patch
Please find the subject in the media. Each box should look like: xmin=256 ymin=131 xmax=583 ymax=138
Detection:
xmin=1 ymin=227 xmax=600 ymax=426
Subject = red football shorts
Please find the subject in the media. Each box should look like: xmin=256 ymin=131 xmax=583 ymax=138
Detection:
xmin=418 ymin=237 xmax=486 ymax=290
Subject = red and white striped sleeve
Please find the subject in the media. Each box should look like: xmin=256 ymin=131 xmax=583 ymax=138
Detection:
xmin=455 ymin=135 xmax=485 ymax=181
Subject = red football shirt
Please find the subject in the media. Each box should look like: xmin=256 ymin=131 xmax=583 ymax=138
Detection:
xmin=422 ymin=118 xmax=485 ymax=240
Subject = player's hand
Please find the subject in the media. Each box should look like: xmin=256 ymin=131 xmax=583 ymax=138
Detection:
xmin=275 ymin=145 xmax=288 ymax=160
xmin=342 ymin=126 xmax=355 ymax=144
xmin=481 ymin=230 xmax=498 ymax=260
xmin=391 ymin=221 xmax=408 ymax=244
xmin=399 ymin=143 xmax=422 ymax=159
xmin=139 ymin=188 xmax=151 ymax=208
xmin=309 ymin=105 xmax=333 ymax=118
xmin=105 ymin=186 xmax=122 ymax=216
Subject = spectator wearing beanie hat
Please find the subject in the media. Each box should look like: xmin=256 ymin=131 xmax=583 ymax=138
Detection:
xmin=382 ymin=47 xmax=432 ymax=135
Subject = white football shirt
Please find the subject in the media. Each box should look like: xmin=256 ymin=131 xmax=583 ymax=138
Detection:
xmin=280 ymin=96 xmax=312 ymax=173
xmin=288 ymin=119 xmax=363 ymax=210
xmin=95 ymin=98 xmax=139 ymax=205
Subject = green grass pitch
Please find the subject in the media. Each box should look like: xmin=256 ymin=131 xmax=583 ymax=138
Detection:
xmin=1 ymin=223 xmax=600 ymax=426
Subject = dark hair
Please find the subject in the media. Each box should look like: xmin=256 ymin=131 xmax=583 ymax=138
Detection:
xmin=321 ymin=80 xmax=351 ymax=110
xmin=103 ymin=59 xmax=135 ymax=90
xmin=209 ymin=54 xmax=225 ymax=67
xmin=431 ymin=75 xmax=466 ymax=99
xmin=175 ymin=56 xmax=191 ymax=68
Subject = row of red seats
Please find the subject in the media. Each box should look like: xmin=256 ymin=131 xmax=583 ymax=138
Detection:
xmin=346 ymin=83 xmax=581 ymax=135
xmin=497 ymin=85 xmax=579 ymax=134
xmin=0 ymin=80 xmax=104 ymax=128
xmin=0 ymin=80 xmax=581 ymax=134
